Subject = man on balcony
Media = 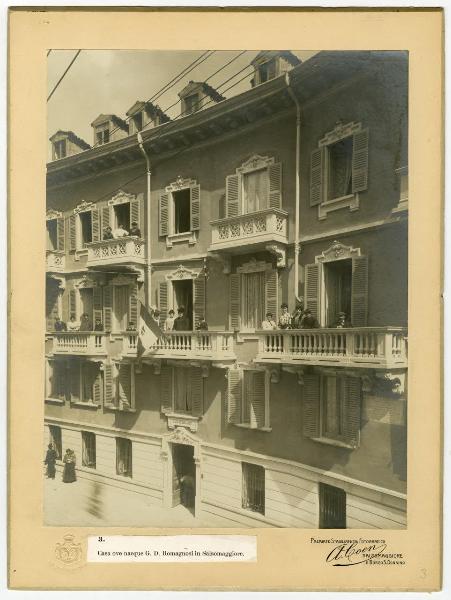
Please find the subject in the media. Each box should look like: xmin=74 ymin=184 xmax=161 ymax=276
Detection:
xmin=173 ymin=307 xmax=190 ymax=331
xmin=54 ymin=317 xmax=67 ymax=332
xmin=262 ymin=312 xmax=277 ymax=330
xmin=300 ymin=309 xmax=320 ymax=329
xmin=79 ymin=313 xmax=93 ymax=331
xmin=103 ymin=226 xmax=114 ymax=240
xmin=129 ymin=221 xmax=141 ymax=238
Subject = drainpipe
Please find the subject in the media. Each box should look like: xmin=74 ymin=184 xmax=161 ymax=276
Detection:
xmin=137 ymin=132 xmax=152 ymax=310
xmin=285 ymin=72 xmax=302 ymax=305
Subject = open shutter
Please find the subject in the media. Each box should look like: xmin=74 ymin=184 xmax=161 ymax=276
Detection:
xmin=159 ymin=193 xmax=169 ymax=237
xmin=310 ymin=148 xmax=325 ymax=206
xmin=93 ymin=368 xmax=103 ymax=405
xmin=302 ymin=373 xmax=320 ymax=438
xmin=351 ymin=256 xmax=368 ymax=326
xmin=190 ymin=184 xmax=200 ymax=231
xmin=229 ymin=274 xmax=241 ymax=330
xmin=118 ymin=363 xmax=132 ymax=407
xmin=268 ymin=162 xmax=282 ymax=209
xmin=130 ymin=195 xmax=143 ymax=233
xmin=352 ymin=129 xmax=369 ymax=193
xmin=69 ymin=215 xmax=76 ymax=250
xmin=46 ymin=283 xmax=59 ymax=331
xmin=226 ymin=174 xmax=240 ymax=217
xmin=57 ymin=217 xmax=65 ymax=251
xmin=158 ymin=281 xmax=168 ymax=324
xmin=343 ymin=376 xmax=361 ymax=448
xmin=250 ymin=371 xmax=266 ymax=429
xmin=160 ymin=365 xmax=173 ymax=413
xmin=193 ymin=276 xmax=206 ymax=329
xmin=304 ymin=263 xmax=321 ymax=320
xmin=101 ymin=205 xmax=111 ymax=233
xmin=93 ymin=287 xmax=103 ymax=325
xmin=91 ymin=209 xmax=101 ymax=242
xmin=190 ymin=367 xmax=203 ymax=417
xmin=128 ymin=283 xmax=139 ymax=329
xmin=70 ymin=362 xmax=80 ymax=402
xmin=265 ymin=270 xmax=278 ymax=321
xmin=227 ymin=369 xmax=242 ymax=424
xmin=103 ymin=285 xmax=112 ymax=332
xmin=68 ymin=289 xmax=77 ymax=319
xmin=104 ymin=363 xmax=114 ymax=405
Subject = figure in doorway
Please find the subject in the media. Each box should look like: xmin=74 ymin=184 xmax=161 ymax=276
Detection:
xmin=54 ymin=317 xmax=67 ymax=332
xmin=129 ymin=221 xmax=141 ymax=237
xmin=278 ymin=303 xmax=292 ymax=329
xmin=195 ymin=316 xmax=208 ymax=331
xmin=103 ymin=226 xmax=114 ymax=240
xmin=67 ymin=314 xmax=80 ymax=331
xmin=113 ymin=223 xmax=129 ymax=238
xmin=44 ymin=443 xmax=58 ymax=479
xmin=173 ymin=307 xmax=190 ymax=331
xmin=164 ymin=309 xmax=176 ymax=332
xmin=180 ymin=473 xmax=195 ymax=508
xmin=299 ymin=309 xmax=320 ymax=329
xmin=62 ymin=449 xmax=77 ymax=483
xmin=334 ymin=311 xmax=351 ymax=328
xmin=79 ymin=312 xmax=93 ymax=331
xmin=291 ymin=302 xmax=304 ymax=329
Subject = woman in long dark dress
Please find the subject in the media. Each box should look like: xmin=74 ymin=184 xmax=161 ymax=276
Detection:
xmin=44 ymin=443 xmax=57 ymax=479
xmin=62 ymin=449 xmax=77 ymax=483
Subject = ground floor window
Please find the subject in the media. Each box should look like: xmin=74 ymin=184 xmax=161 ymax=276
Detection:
xmin=49 ymin=361 xmax=66 ymax=401
xmin=242 ymin=462 xmax=265 ymax=515
xmin=49 ymin=425 xmax=62 ymax=459
xmin=82 ymin=431 xmax=96 ymax=468
xmin=319 ymin=483 xmax=346 ymax=528
xmin=116 ymin=437 xmax=132 ymax=478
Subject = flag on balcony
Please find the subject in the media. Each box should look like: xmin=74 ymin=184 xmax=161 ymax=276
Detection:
xmin=137 ymin=303 xmax=164 ymax=357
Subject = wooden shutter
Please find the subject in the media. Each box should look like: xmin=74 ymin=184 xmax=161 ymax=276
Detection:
xmin=160 ymin=365 xmax=173 ymax=413
xmin=190 ymin=367 xmax=203 ymax=417
xmin=104 ymin=363 xmax=114 ymax=405
xmin=159 ymin=193 xmax=169 ymax=237
xmin=46 ymin=282 xmax=59 ymax=331
xmin=158 ymin=281 xmax=168 ymax=324
xmin=91 ymin=209 xmax=101 ymax=242
xmin=229 ymin=274 xmax=241 ymax=330
xmin=265 ymin=270 xmax=278 ymax=320
xmin=250 ymin=371 xmax=266 ymax=429
xmin=226 ymin=174 xmax=240 ymax=217
xmin=68 ymin=289 xmax=77 ymax=319
xmin=351 ymin=256 xmax=368 ymax=326
xmin=130 ymin=195 xmax=142 ymax=232
xmin=302 ymin=373 xmax=320 ymax=438
xmin=103 ymin=285 xmax=113 ymax=332
xmin=304 ymin=263 xmax=321 ymax=320
xmin=101 ymin=205 xmax=111 ymax=233
xmin=343 ymin=376 xmax=361 ymax=448
xmin=93 ymin=368 xmax=103 ymax=405
xmin=69 ymin=214 xmax=77 ymax=250
xmin=70 ymin=362 xmax=80 ymax=402
xmin=268 ymin=162 xmax=282 ymax=209
xmin=352 ymin=129 xmax=369 ymax=193
xmin=310 ymin=147 xmax=325 ymax=206
xmin=118 ymin=363 xmax=132 ymax=406
xmin=57 ymin=217 xmax=65 ymax=250
xmin=193 ymin=276 xmax=206 ymax=329
xmin=128 ymin=283 xmax=139 ymax=329
xmin=93 ymin=287 xmax=103 ymax=325
xmin=190 ymin=184 xmax=200 ymax=231
xmin=227 ymin=369 xmax=242 ymax=424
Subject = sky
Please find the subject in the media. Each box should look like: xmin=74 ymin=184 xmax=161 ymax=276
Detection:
xmin=47 ymin=50 xmax=316 ymax=159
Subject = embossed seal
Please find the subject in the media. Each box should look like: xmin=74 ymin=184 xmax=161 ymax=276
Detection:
xmin=55 ymin=533 xmax=82 ymax=565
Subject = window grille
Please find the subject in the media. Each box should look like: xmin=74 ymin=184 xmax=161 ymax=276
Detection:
xmin=242 ymin=462 xmax=265 ymax=514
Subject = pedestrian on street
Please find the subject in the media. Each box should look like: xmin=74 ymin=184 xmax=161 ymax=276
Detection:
xmin=44 ymin=443 xmax=58 ymax=479
xmin=62 ymin=449 xmax=77 ymax=483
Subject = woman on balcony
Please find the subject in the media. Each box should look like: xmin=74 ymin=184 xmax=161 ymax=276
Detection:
xmin=67 ymin=314 xmax=80 ymax=331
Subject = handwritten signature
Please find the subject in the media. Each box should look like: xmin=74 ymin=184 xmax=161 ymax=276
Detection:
xmin=326 ymin=542 xmax=387 ymax=566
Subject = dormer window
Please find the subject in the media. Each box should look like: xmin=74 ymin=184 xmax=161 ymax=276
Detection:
xmin=184 ymin=94 xmax=199 ymax=115
xmin=132 ymin=111 xmax=143 ymax=132
xmin=49 ymin=130 xmax=91 ymax=161
xmin=54 ymin=139 xmax=67 ymax=160
xmin=258 ymin=60 xmax=276 ymax=84
xmin=96 ymin=127 xmax=110 ymax=145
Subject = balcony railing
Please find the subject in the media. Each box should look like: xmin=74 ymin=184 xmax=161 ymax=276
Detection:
xmin=255 ymin=327 xmax=407 ymax=368
xmin=86 ymin=237 xmax=146 ymax=267
xmin=46 ymin=250 xmax=65 ymax=272
xmin=143 ymin=331 xmax=235 ymax=361
xmin=209 ymin=208 xmax=288 ymax=252
xmin=52 ymin=332 xmax=107 ymax=355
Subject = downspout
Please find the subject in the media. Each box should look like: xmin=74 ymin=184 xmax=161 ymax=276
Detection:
xmin=137 ymin=132 xmax=152 ymax=310
xmin=285 ymin=72 xmax=302 ymax=305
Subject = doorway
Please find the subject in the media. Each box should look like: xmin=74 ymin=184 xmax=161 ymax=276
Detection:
xmin=113 ymin=203 xmax=131 ymax=231
xmin=324 ymin=259 xmax=352 ymax=327
xmin=114 ymin=285 xmax=129 ymax=332
xmin=172 ymin=280 xmax=193 ymax=329
xmin=79 ymin=288 xmax=94 ymax=323
xmin=171 ymin=443 xmax=196 ymax=512
xmin=79 ymin=211 xmax=93 ymax=247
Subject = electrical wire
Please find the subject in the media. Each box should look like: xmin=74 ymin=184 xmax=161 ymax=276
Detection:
xmin=47 ymin=50 xmax=82 ymax=102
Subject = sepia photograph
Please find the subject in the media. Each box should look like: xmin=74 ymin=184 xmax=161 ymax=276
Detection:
xmin=44 ymin=48 xmax=409 ymax=530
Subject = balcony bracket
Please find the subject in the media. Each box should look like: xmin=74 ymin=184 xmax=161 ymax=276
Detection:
xmin=208 ymin=252 xmax=231 ymax=274
xmin=265 ymin=243 xmax=286 ymax=268
xmin=375 ymin=371 xmax=406 ymax=396
xmin=282 ymin=365 xmax=305 ymax=385
xmin=361 ymin=374 xmax=374 ymax=393
xmin=268 ymin=366 xmax=281 ymax=384
xmin=48 ymin=274 xmax=66 ymax=290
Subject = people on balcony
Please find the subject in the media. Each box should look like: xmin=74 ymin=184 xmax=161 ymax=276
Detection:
xmin=262 ymin=312 xmax=277 ymax=330
xmin=278 ymin=303 xmax=292 ymax=329
xmin=94 ymin=318 xmax=103 ymax=331
xmin=103 ymin=226 xmax=114 ymax=240
xmin=113 ymin=223 xmax=129 ymax=238
xmin=196 ymin=316 xmax=209 ymax=331
xmin=299 ymin=309 xmax=320 ymax=329
xmin=291 ymin=302 xmax=304 ymax=329
xmin=79 ymin=313 xmax=93 ymax=331
xmin=129 ymin=221 xmax=141 ymax=238
xmin=126 ymin=322 xmax=137 ymax=332
xmin=151 ymin=309 xmax=161 ymax=327
xmin=54 ymin=317 xmax=67 ymax=332
xmin=164 ymin=309 xmax=175 ymax=332
xmin=334 ymin=312 xmax=351 ymax=328
xmin=173 ymin=307 xmax=190 ymax=331
xmin=67 ymin=314 xmax=80 ymax=331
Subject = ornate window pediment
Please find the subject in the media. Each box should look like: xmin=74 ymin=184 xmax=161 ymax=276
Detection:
xmin=237 ymin=258 xmax=272 ymax=274
xmin=165 ymin=176 xmax=197 ymax=193
xmin=73 ymin=200 xmax=97 ymax=214
xmin=46 ymin=209 xmax=62 ymax=220
xmin=108 ymin=190 xmax=136 ymax=206
xmin=166 ymin=264 xmax=202 ymax=281
xmin=236 ymin=154 xmax=275 ymax=175
xmin=319 ymin=121 xmax=362 ymax=147
xmin=164 ymin=426 xmax=201 ymax=447
xmin=315 ymin=240 xmax=361 ymax=263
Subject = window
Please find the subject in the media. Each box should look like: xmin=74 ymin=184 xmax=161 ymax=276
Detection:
xmin=49 ymin=425 xmax=62 ymax=459
xmin=241 ymin=271 xmax=265 ymax=329
xmin=132 ymin=112 xmax=143 ymax=132
xmin=242 ymin=462 xmax=265 ymax=514
xmin=113 ymin=202 xmax=130 ymax=231
xmin=82 ymin=431 xmax=96 ymax=468
xmin=229 ymin=267 xmax=278 ymax=332
xmin=49 ymin=361 xmax=66 ymax=401
xmin=79 ymin=211 xmax=93 ymax=247
xmin=158 ymin=181 xmax=200 ymax=240
xmin=46 ymin=219 xmax=58 ymax=250
xmin=319 ymin=483 xmax=346 ymax=528
xmin=184 ymin=93 xmax=199 ymax=115
xmin=111 ymin=362 xmax=132 ymax=409
xmin=96 ymin=128 xmax=110 ymax=145
xmin=324 ymin=259 xmax=352 ymax=327
xmin=69 ymin=361 xmax=103 ymax=405
xmin=116 ymin=437 xmax=132 ymax=477
xmin=258 ymin=59 xmax=276 ymax=83
xmin=173 ymin=189 xmax=191 ymax=233
xmin=54 ymin=139 xmax=67 ymax=159
xmin=242 ymin=168 xmax=269 ymax=213
xmin=227 ymin=369 xmax=268 ymax=430
xmin=327 ymin=137 xmax=353 ymax=200
xmin=321 ymin=375 xmax=346 ymax=442
xmin=160 ymin=365 xmax=203 ymax=417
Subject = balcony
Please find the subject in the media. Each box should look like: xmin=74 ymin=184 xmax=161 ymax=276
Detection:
xmin=209 ymin=209 xmax=288 ymax=262
xmin=142 ymin=331 xmax=236 ymax=362
xmin=46 ymin=250 xmax=65 ymax=272
xmin=51 ymin=332 xmax=107 ymax=356
xmin=255 ymin=327 xmax=407 ymax=369
xmin=86 ymin=237 xmax=146 ymax=268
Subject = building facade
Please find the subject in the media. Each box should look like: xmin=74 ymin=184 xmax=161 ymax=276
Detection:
xmin=45 ymin=50 xmax=408 ymax=528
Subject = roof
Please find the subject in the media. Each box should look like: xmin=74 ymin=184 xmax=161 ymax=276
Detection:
xmin=126 ymin=100 xmax=171 ymax=123
xmin=90 ymin=113 xmax=129 ymax=131
xmin=251 ymin=51 xmax=302 ymax=67
xmin=178 ymin=80 xmax=225 ymax=103
xmin=48 ymin=130 xmax=91 ymax=150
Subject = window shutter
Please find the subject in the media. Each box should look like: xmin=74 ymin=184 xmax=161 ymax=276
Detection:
xmin=302 ymin=373 xmax=320 ymax=438
xmin=158 ymin=281 xmax=168 ymax=325
xmin=159 ymin=193 xmax=169 ymax=237
xmin=69 ymin=215 xmax=77 ymax=250
xmin=70 ymin=362 xmax=80 ymax=402
xmin=310 ymin=148 xmax=325 ymax=206
xmin=104 ymin=363 xmax=114 ymax=405
xmin=93 ymin=287 xmax=103 ymax=325
xmin=160 ymin=365 xmax=173 ymax=413
xmin=250 ymin=371 xmax=266 ymax=429
xmin=351 ymin=256 xmax=368 ymax=326
xmin=91 ymin=209 xmax=101 ymax=242
xmin=103 ymin=285 xmax=113 ymax=332
xmin=343 ymin=376 xmax=361 ymax=448
xmin=304 ymin=263 xmax=321 ymax=320
xmin=118 ymin=363 xmax=132 ymax=407
xmin=46 ymin=283 xmax=59 ymax=331
xmin=227 ymin=369 xmax=242 ymax=424
xmin=226 ymin=174 xmax=240 ymax=217
xmin=130 ymin=195 xmax=142 ymax=232
xmin=265 ymin=270 xmax=278 ymax=320
xmin=190 ymin=184 xmax=200 ymax=231
xmin=193 ymin=276 xmax=206 ymax=329
xmin=268 ymin=162 xmax=282 ymax=209
xmin=93 ymin=368 xmax=103 ymax=405
xmin=190 ymin=367 xmax=203 ymax=417
xmin=101 ymin=205 xmax=111 ymax=232
xmin=128 ymin=283 xmax=139 ymax=329
xmin=352 ymin=129 xmax=369 ymax=193
xmin=57 ymin=217 xmax=65 ymax=251
xmin=68 ymin=289 xmax=77 ymax=319
xmin=229 ymin=274 xmax=241 ymax=330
